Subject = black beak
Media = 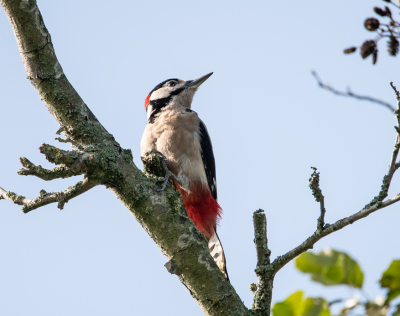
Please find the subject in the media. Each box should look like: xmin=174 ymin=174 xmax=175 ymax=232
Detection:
xmin=186 ymin=72 xmax=213 ymax=89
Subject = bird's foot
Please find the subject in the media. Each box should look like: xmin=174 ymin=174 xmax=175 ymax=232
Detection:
xmin=148 ymin=150 xmax=178 ymax=192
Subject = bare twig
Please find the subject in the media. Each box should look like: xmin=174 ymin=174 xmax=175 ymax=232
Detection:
xmin=1 ymin=177 xmax=98 ymax=213
xmin=312 ymin=71 xmax=396 ymax=112
xmin=271 ymin=191 xmax=400 ymax=274
xmin=365 ymin=82 xmax=400 ymax=209
xmin=39 ymin=143 xmax=81 ymax=165
xmin=0 ymin=187 xmax=32 ymax=205
xmin=309 ymin=167 xmax=326 ymax=231
xmin=252 ymin=210 xmax=273 ymax=315
xmin=271 ymin=82 xmax=400 ymax=275
xmin=250 ymin=84 xmax=400 ymax=314
xmin=55 ymin=136 xmax=84 ymax=151
xmin=18 ymin=157 xmax=84 ymax=180
xmin=17 ymin=143 xmax=94 ymax=181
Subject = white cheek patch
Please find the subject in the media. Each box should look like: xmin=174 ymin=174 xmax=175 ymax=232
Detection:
xmin=146 ymin=104 xmax=153 ymax=120
xmin=150 ymin=88 xmax=170 ymax=100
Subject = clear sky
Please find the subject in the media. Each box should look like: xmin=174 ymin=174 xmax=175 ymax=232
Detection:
xmin=1 ymin=0 xmax=399 ymax=315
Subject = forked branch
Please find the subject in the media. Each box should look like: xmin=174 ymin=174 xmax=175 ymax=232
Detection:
xmin=251 ymin=83 xmax=400 ymax=316
xmin=273 ymin=83 xmax=400 ymax=271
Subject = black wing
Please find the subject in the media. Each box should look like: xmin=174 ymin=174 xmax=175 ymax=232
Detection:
xmin=199 ymin=120 xmax=217 ymax=200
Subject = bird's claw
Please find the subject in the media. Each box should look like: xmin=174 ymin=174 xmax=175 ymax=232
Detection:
xmin=149 ymin=150 xmax=177 ymax=192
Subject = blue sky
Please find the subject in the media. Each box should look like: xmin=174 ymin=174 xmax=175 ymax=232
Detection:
xmin=1 ymin=1 xmax=399 ymax=315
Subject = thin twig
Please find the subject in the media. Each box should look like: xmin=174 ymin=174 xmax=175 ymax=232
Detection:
xmin=309 ymin=167 xmax=326 ymax=231
xmin=0 ymin=187 xmax=32 ymax=205
xmin=272 ymin=191 xmax=400 ymax=274
xmin=312 ymin=71 xmax=396 ymax=112
xmin=0 ymin=178 xmax=98 ymax=213
xmin=364 ymin=82 xmax=400 ymax=209
xmin=39 ymin=143 xmax=81 ymax=165
xmin=55 ymin=136 xmax=84 ymax=151
xmin=18 ymin=157 xmax=84 ymax=180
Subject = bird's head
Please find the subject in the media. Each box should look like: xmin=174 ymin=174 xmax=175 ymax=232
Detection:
xmin=144 ymin=72 xmax=213 ymax=112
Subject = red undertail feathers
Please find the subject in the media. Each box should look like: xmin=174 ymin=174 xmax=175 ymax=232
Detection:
xmin=173 ymin=180 xmax=222 ymax=240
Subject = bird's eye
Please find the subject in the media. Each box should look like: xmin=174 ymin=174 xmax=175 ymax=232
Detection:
xmin=168 ymin=82 xmax=176 ymax=87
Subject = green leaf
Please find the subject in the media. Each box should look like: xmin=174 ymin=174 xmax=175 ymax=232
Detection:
xmin=380 ymin=260 xmax=400 ymax=303
xmin=272 ymin=291 xmax=330 ymax=316
xmin=273 ymin=301 xmax=298 ymax=316
xmin=286 ymin=291 xmax=304 ymax=316
xmin=302 ymin=298 xmax=328 ymax=316
xmin=295 ymin=249 xmax=364 ymax=288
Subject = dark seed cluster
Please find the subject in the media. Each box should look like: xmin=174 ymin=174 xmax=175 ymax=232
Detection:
xmin=361 ymin=40 xmax=377 ymax=58
xmin=388 ymin=36 xmax=399 ymax=56
xmin=344 ymin=47 xmax=357 ymax=54
xmin=365 ymin=18 xmax=380 ymax=31
xmin=343 ymin=2 xmax=399 ymax=64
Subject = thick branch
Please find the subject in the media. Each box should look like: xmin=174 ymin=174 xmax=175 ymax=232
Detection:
xmin=0 ymin=2 xmax=249 ymax=314
xmin=0 ymin=0 xmax=111 ymax=146
xmin=312 ymin=71 xmax=396 ymax=112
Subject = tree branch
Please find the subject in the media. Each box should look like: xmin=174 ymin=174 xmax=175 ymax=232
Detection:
xmin=18 ymin=158 xmax=81 ymax=180
xmin=0 ymin=1 xmax=249 ymax=315
xmin=309 ymin=167 xmax=326 ymax=231
xmin=0 ymin=0 xmax=111 ymax=146
xmin=0 ymin=177 xmax=98 ymax=212
xmin=312 ymin=70 xmax=396 ymax=112
xmin=271 ymin=82 xmax=400 ymax=275
xmin=252 ymin=210 xmax=273 ymax=315
xmin=3 ymin=1 xmax=400 ymax=315
xmin=271 ymin=191 xmax=400 ymax=274
xmin=248 ymin=83 xmax=400 ymax=315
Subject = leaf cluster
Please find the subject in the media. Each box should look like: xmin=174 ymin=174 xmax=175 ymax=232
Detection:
xmin=273 ymin=249 xmax=400 ymax=316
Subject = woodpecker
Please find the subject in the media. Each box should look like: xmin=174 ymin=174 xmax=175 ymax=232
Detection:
xmin=140 ymin=72 xmax=228 ymax=280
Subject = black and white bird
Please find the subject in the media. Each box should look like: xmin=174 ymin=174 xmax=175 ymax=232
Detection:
xmin=140 ymin=72 xmax=228 ymax=280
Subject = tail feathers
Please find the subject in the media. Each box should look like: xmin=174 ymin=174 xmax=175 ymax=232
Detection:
xmin=209 ymin=231 xmax=229 ymax=281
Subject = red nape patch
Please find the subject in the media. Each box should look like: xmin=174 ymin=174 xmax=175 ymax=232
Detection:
xmin=144 ymin=94 xmax=151 ymax=108
xmin=173 ymin=180 xmax=222 ymax=240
